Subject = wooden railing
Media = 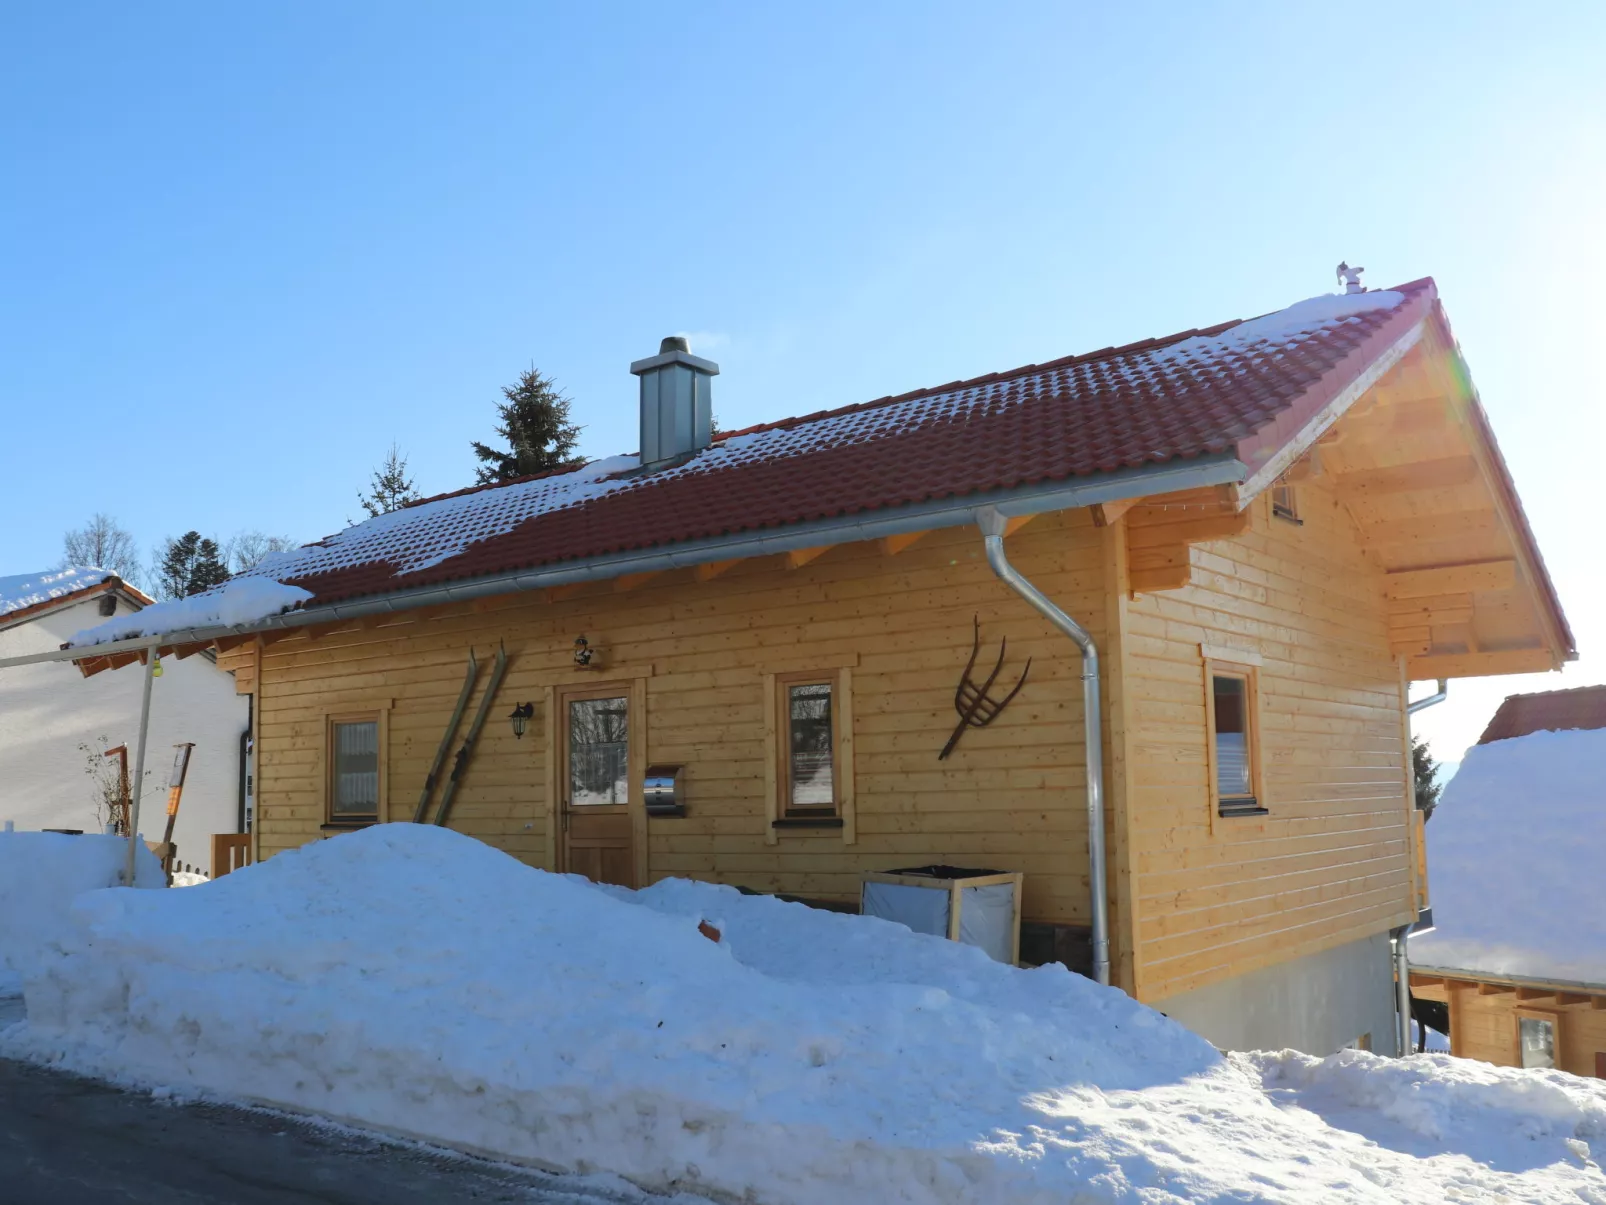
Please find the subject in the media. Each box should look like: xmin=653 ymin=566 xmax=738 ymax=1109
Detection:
xmin=211 ymin=833 xmax=254 ymax=878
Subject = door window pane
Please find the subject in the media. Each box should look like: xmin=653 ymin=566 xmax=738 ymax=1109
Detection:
xmin=332 ymin=720 xmax=379 ymax=815
xmin=570 ymin=697 xmax=629 ymax=806
xmin=788 ymin=682 xmax=834 ymax=808
xmin=1520 ymin=1017 xmax=1556 ymax=1069
xmin=1213 ymin=675 xmax=1252 ymax=799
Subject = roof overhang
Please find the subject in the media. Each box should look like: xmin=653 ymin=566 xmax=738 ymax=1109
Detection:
xmin=0 ymin=451 xmax=1247 ymax=675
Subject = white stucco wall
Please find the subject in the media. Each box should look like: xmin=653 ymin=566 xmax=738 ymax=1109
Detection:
xmin=0 ymin=593 xmax=248 ymax=875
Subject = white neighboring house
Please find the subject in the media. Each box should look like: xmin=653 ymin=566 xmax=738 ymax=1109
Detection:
xmin=0 ymin=567 xmax=248 ymax=876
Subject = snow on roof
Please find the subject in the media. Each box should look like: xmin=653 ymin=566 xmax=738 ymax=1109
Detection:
xmin=1410 ymin=728 xmax=1606 ymax=984
xmin=0 ymin=567 xmax=115 ymax=620
xmin=1147 ymin=289 xmax=1405 ymax=366
xmin=68 ymin=577 xmax=314 ymax=648
xmin=222 ymin=282 xmax=1432 ymax=612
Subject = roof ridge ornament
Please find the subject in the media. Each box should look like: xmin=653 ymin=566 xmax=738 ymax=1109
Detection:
xmin=1336 ymin=261 xmax=1366 ymax=295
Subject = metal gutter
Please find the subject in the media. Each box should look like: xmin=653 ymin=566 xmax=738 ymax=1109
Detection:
xmin=975 ymin=505 xmax=1110 ymax=988
xmin=1407 ymin=679 xmax=1448 ymax=714
xmin=0 ymin=453 xmax=1246 ymax=672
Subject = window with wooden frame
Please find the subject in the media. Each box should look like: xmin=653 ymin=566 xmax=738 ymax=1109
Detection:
xmin=1516 ymin=1008 xmax=1558 ymax=1070
xmin=326 ymin=713 xmax=384 ymax=826
xmin=1271 ymin=481 xmax=1301 ymax=524
xmin=1204 ymin=659 xmax=1266 ymax=818
xmin=764 ymin=667 xmax=855 ymax=837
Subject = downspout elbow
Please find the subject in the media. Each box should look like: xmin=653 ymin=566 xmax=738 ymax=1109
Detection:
xmin=1407 ymin=679 xmax=1448 ymax=715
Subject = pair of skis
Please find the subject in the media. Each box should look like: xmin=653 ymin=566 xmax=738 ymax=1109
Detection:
xmin=413 ymin=643 xmax=510 ymax=827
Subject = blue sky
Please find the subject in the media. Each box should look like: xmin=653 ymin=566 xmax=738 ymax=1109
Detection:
xmin=2 ymin=2 xmax=1601 ymax=759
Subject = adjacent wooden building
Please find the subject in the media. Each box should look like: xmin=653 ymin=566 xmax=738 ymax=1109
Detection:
xmin=1409 ymin=685 xmax=1606 ymax=1075
xmin=72 ymin=277 xmax=1574 ymax=1057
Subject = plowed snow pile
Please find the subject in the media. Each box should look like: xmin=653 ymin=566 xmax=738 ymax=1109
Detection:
xmin=4 ymin=825 xmax=1603 ymax=1204
xmin=0 ymin=830 xmax=163 ymax=996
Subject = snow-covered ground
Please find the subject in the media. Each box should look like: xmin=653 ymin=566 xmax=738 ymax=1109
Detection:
xmin=3 ymin=824 xmax=1603 ymax=1204
xmin=0 ymin=830 xmax=163 ymax=997
xmin=1412 ymin=728 xmax=1606 ymax=984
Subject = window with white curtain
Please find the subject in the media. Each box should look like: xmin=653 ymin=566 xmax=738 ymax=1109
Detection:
xmin=330 ymin=718 xmax=380 ymax=819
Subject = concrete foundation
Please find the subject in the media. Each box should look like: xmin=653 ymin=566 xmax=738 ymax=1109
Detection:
xmin=1154 ymin=931 xmax=1401 ymax=1056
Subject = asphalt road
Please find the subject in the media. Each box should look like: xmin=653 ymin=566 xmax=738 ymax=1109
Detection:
xmin=0 ymin=999 xmax=696 ymax=1205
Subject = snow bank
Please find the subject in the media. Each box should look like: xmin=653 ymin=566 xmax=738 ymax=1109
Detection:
xmin=1245 ymin=1048 xmax=1606 ymax=1170
xmin=6 ymin=824 xmax=1603 ymax=1204
xmin=1411 ymin=728 xmax=1606 ymax=984
xmin=0 ymin=831 xmax=163 ymax=996
xmin=69 ymin=577 xmax=314 ymax=647
xmin=0 ymin=566 xmax=112 ymax=619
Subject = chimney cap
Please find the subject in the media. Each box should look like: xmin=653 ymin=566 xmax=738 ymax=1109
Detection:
xmin=630 ymin=336 xmax=720 ymax=377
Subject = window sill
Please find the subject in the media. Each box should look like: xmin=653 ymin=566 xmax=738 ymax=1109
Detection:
xmin=321 ymin=819 xmax=378 ymax=833
xmin=1217 ymin=801 xmax=1269 ymax=818
xmin=773 ymin=816 xmax=844 ymax=829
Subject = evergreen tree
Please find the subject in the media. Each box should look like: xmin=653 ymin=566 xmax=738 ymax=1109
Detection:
xmin=1412 ymin=733 xmax=1443 ymax=820
xmin=191 ymin=537 xmax=230 ymax=593
xmin=471 ymin=367 xmax=582 ymax=485
xmin=357 ymin=444 xmax=423 ymax=518
xmin=155 ymin=532 xmax=231 ymax=599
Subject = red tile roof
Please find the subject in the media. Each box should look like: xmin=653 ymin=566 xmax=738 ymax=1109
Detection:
xmin=1478 ymin=686 xmax=1606 ymax=745
xmin=254 ymin=280 xmax=1439 ymax=609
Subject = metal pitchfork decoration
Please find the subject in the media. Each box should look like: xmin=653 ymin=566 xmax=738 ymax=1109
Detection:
xmin=939 ymin=616 xmax=1031 ymax=760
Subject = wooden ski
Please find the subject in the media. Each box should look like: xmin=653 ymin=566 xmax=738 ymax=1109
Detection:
xmin=413 ymin=650 xmax=478 ymax=824
xmin=433 ymin=642 xmax=510 ymax=828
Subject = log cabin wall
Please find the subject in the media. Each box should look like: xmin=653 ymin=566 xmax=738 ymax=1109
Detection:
xmin=249 ymin=509 xmax=1108 ymax=931
xmin=1410 ymin=974 xmax=1606 ymax=1077
xmin=1115 ymin=476 xmax=1418 ymax=1006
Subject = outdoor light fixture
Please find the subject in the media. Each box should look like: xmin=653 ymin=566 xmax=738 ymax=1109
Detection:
xmin=508 ymin=702 xmax=534 ymax=739
xmin=573 ymin=635 xmax=595 ymax=668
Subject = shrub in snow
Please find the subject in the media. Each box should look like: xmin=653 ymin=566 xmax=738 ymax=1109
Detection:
xmin=0 ymin=831 xmax=163 ymax=996
xmin=5 ymin=824 xmax=1604 ymax=1204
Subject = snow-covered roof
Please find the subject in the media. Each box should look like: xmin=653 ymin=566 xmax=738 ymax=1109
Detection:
xmin=1410 ymin=728 xmax=1606 ymax=985
xmin=1478 ymin=685 xmax=1606 ymax=745
xmin=214 ymin=281 xmax=1436 ymax=613
xmin=0 ymin=567 xmax=117 ymax=622
xmin=69 ymin=578 xmax=314 ymax=648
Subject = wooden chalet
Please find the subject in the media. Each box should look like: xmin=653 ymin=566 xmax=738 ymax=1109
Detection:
xmin=1409 ymin=685 xmax=1606 ymax=1075
xmin=68 ymin=278 xmax=1574 ymax=1058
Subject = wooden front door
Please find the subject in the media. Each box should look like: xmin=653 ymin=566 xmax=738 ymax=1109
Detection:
xmin=559 ymin=686 xmax=635 ymax=887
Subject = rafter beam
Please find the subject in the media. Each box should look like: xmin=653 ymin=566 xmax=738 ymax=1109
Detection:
xmin=1386 ymin=559 xmax=1515 ymax=600
xmin=786 ymin=546 xmax=832 ymax=570
xmin=1335 ymin=455 xmax=1479 ymax=497
xmin=614 ymin=571 xmax=661 ymax=593
xmin=881 ymin=532 xmax=928 ymax=556
xmin=1409 ymin=647 xmax=1557 ymax=679
xmin=1091 ymin=498 xmax=1139 ymax=527
xmin=695 ymin=559 xmax=741 ymax=582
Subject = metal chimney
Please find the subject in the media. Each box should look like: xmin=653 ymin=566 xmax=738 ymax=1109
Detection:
xmin=630 ymin=336 xmax=719 ymax=468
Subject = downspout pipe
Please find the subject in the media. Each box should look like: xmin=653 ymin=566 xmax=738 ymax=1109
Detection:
xmin=1407 ymin=679 xmax=1448 ymax=714
xmin=1396 ymin=679 xmax=1445 ymax=1055
xmin=1392 ymin=924 xmax=1413 ymax=1057
xmin=975 ymin=506 xmax=1110 ymax=988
